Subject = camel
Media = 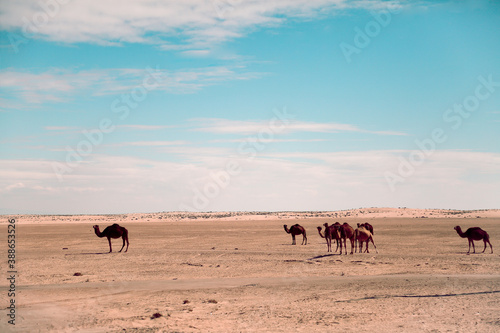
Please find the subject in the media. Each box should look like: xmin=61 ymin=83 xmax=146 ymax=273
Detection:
xmin=454 ymin=226 xmax=493 ymax=254
xmin=339 ymin=223 xmax=356 ymax=255
xmin=357 ymin=222 xmax=374 ymax=235
xmin=283 ymin=224 xmax=307 ymax=245
xmin=317 ymin=223 xmax=340 ymax=252
xmin=354 ymin=226 xmax=378 ymax=254
xmin=93 ymin=224 xmax=129 ymax=253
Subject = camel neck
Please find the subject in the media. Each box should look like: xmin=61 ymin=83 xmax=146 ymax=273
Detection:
xmin=456 ymin=228 xmax=466 ymax=238
xmin=94 ymin=228 xmax=105 ymax=238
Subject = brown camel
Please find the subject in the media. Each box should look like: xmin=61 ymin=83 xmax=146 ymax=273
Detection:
xmin=357 ymin=222 xmax=374 ymax=235
xmin=93 ymin=224 xmax=129 ymax=253
xmin=284 ymin=224 xmax=307 ymax=245
xmin=317 ymin=223 xmax=340 ymax=252
xmin=354 ymin=226 xmax=378 ymax=254
xmin=454 ymin=226 xmax=493 ymax=254
xmin=338 ymin=223 xmax=356 ymax=255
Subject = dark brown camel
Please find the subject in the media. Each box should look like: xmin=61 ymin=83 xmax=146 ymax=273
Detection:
xmin=357 ymin=222 xmax=374 ymax=235
xmin=338 ymin=223 xmax=356 ymax=254
xmin=284 ymin=224 xmax=307 ymax=245
xmin=93 ymin=224 xmax=129 ymax=253
xmin=317 ymin=223 xmax=340 ymax=252
xmin=354 ymin=226 xmax=378 ymax=254
xmin=454 ymin=226 xmax=493 ymax=254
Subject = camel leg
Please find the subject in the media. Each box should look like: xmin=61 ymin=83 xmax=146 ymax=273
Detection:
xmin=107 ymin=237 xmax=113 ymax=253
xmin=302 ymin=234 xmax=307 ymax=245
xmin=292 ymin=234 xmax=296 ymax=245
xmin=119 ymin=237 xmax=125 ymax=252
xmin=350 ymin=239 xmax=354 ymax=255
xmin=471 ymin=240 xmax=476 ymax=254
xmin=370 ymin=237 xmax=378 ymax=254
xmin=124 ymin=237 xmax=129 ymax=252
xmin=482 ymin=239 xmax=493 ymax=254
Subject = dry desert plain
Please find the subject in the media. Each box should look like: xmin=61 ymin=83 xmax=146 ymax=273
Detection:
xmin=1 ymin=208 xmax=500 ymax=332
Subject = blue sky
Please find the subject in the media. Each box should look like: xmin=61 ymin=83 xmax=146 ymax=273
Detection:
xmin=0 ymin=0 xmax=499 ymax=214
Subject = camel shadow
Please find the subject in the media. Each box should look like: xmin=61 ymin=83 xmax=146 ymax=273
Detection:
xmin=455 ymin=252 xmax=486 ymax=255
xmin=308 ymin=253 xmax=341 ymax=260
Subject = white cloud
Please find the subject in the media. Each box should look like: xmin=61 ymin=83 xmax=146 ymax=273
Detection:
xmin=112 ymin=141 xmax=189 ymax=147
xmin=0 ymin=65 xmax=263 ymax=106
xmin=1 ymin=149 xmax=498 ymax=214
xmin=117 ymin=125 xmax=176 ymax=131
xmin=190 ymin=118 xmax=406 ymax=136
xmin=45 ymin=126 xmax=80 ymax=131
xmin=0 ymin=69 xmax=102 ymax=104
xmin=209 ymin=138 xmax=328 ymax=143
xmin=0 ymin=0 xmax=403 ymax=53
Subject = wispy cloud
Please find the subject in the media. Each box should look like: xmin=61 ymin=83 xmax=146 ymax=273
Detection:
xmin=209 ymin=138 xmax=329 ymax=143
xmin=0 ymin=69 xmax=104 ymax=104
xmin=111 ymin=141 xmax=189 ymax=147
xmin=0 ymin=0 xmax=403 ymax=54
xmin=0 ymin=65 xmax=264 ymax=107
xmin=45 ymin=126 xmax=81 ymax=131
xmin=190 ymin=118 xmax=407 ymax=136
xmin=117 ymin=125 xmax=176 ymax=131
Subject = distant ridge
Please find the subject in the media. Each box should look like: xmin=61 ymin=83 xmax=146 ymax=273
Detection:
xmin=2 ymin=208 xmax=499 ymax=224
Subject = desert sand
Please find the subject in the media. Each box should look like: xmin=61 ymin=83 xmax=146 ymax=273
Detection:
xmin=1 ymin=208 xmax=499 ymax=332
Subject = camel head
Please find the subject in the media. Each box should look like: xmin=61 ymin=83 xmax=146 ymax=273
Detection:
xmin=317 ymin=226 xmax=322 ymax=231
xmin=323 ymin=223 xmax=329 ymax=228
xmin=93 ymin=225 xmax=101 ymax=235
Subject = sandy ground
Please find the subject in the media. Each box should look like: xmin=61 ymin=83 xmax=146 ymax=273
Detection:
xmin=1 ymin=212 xmax=500 ymax=332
